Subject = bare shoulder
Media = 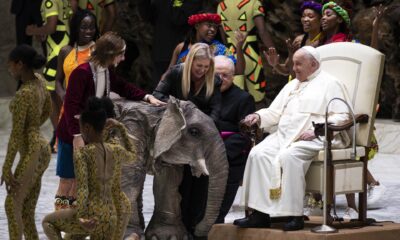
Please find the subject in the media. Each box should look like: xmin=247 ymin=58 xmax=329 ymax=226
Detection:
xmin=174 ymin=42 xmax=184 ymax=53
xmin=59 ymin=45 xmax=73 ymax=58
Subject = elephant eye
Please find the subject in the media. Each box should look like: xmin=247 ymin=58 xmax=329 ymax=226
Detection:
xmin=188 ymin=127 xmax=201 ymax=137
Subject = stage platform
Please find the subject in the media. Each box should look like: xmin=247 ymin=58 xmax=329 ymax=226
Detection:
xmin=209 ymin=217 xmax=400 ymax=240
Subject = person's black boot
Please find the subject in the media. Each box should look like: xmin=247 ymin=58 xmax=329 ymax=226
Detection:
xmin=283 ymin=216 xmax=304 ymax=231
xmin=233 ymin=210 xmax=271 ymax=228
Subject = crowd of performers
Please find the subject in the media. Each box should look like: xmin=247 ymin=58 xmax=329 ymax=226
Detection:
xmin=2 ymin=0 xmax=389 ymax=239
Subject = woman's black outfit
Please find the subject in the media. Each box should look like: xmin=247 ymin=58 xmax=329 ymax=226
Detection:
xmin=153 ymin=63 xmax=221 ymax=234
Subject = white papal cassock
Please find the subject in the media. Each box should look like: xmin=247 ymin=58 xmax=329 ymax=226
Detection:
xmin=241 ymin=68 xmax=351 ymax=217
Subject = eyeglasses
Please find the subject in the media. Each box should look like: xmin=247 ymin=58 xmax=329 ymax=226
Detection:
xmin=218 ymin=73 xmax=233 ymax=79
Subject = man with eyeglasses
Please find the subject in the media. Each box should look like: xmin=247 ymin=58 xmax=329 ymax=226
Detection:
xmin=214 ymin=55 xmax=255 ymax=223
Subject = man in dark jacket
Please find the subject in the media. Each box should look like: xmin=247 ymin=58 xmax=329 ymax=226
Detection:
xmin=214 ymin=55 xmax=255 ymax=223
xmin=11 ymin=0 xmax=43 ymax=46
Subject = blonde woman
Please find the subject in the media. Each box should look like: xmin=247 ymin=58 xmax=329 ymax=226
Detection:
xmin=153 ymin=42 xmax=221 ymax=234
xmin=153 ymin=42 xmax=221 ymax=122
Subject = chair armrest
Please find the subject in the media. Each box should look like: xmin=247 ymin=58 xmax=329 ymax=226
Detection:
xmin=313 ymin=114 xmax=369 ymax=136
xmin=329 ymin=114 xmax=369 ymax=131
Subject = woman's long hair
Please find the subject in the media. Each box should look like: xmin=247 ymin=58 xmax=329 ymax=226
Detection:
xmin=181 ymin=43 xmax=215 ymax=99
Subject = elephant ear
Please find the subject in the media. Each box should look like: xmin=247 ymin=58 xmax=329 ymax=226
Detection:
xmin=154 ymin=96 xmax=186 ymax=160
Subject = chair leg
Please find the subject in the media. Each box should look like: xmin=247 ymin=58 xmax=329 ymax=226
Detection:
xmin=358 ymin=155 xmax=368 ymax=223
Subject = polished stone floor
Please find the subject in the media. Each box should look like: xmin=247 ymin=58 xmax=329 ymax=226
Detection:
xmin=0 ymin=113 xmax=399 ymax=238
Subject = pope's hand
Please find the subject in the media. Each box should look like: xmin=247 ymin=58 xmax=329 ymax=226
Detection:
xmin=242 ymin=114 xmax=260 ymax=127
xmin=298 ymin=130 xmax=316 ymax=141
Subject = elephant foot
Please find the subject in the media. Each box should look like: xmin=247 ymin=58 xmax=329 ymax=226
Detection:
xmin=145 ymin=219 xmax=190 ymax=240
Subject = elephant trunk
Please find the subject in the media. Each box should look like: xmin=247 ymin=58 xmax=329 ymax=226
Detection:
xmin=194 ymin=135 xmax=229 ymax=237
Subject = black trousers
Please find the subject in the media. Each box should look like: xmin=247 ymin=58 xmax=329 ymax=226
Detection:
xmin=215 ymin=164 xmax=246 ymax=223
xmin=216 ymin=134 xmax=250 ymax=223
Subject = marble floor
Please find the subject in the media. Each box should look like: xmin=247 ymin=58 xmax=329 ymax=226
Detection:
xmin=0 ymin=117 xmax=399 ymax=238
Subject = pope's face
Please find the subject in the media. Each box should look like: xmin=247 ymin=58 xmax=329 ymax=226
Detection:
xmin=292 ymin=51 xmax=316 ymax=82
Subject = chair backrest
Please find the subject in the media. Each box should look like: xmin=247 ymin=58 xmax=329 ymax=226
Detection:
xmin=316 ymin=42 xmax=385 ymax=146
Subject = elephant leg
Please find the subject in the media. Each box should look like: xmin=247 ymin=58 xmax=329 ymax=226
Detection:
xmin=145 ymin=164 xmax=189 ymax=240
xmin=121 ymin=163 xmax=146 ymax=238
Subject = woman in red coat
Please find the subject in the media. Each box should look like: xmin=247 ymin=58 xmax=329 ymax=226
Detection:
xmin=55 ymin=32 xmax=164 ymax=210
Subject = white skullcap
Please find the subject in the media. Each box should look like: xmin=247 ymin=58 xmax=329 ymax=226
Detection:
xmin=301 ymin=46 xmax=321 ymax=63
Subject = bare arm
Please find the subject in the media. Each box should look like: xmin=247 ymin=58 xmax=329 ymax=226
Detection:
xmin=219 ymin=25 xmax=228 ymax=44
xmin=234 ymin=31 xmax=246 ymax=75
xmin=70 ymin=0 xmax=78 ymax=12
xmin=55 ymin=46 xmax=72 ymax=101
xmin=102 ymin=3 xmax=116 ymax=33
xmin=26 ymin=15 xmax=58 ymax=36
xmin=370 ymin=5 xmax=387 ymax=50
xmin=264 ymin=48 xmax=290 ymax=76
xmin=285 ymin=37 xmax=298 ymax=77
xmin=254 ymin=15 xmax=274 ymax=48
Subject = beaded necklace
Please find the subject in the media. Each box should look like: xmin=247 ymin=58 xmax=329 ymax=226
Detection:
xmin=74 ymin=41 xmax=95 ymax=64
xmin=309 ymin=32 xmax=322 ymax=44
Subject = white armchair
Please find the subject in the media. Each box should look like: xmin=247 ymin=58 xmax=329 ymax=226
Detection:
xmin=305 ymin=42 xmax=385 ymax=224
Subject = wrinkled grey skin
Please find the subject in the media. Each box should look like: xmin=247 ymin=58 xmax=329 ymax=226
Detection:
xmin=113 ymin=97 xmax=229 ymax=240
